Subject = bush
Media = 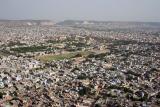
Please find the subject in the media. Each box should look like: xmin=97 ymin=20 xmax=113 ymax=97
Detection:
xmin=77 ymin=73 xmax=87 ymax=80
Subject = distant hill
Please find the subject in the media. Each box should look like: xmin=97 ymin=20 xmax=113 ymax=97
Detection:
xmin=56 ymin=20 xmax=160 ymax=29
xmin=0 ymin=20 xmax=54 ymax=26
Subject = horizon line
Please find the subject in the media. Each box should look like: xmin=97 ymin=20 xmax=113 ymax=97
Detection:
xmin=0 ymin=19 xmax=160 ymax=23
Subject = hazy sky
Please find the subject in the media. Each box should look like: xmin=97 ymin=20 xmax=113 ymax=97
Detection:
xmin=0 ymin=0 xmax=160 ymax=22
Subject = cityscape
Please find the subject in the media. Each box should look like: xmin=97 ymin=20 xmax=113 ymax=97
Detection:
xmin=0 ymin=20 xmax=160 ymax=107
xmin=0 ymin=0 xmax=160 ymax=107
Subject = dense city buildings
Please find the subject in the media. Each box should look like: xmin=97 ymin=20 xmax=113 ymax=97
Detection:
xmin=0 ymin=20 xmax=160 ymax=107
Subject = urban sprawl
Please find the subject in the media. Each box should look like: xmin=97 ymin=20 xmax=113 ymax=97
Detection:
xmin=0 ymin=20 xmax=160 ymax=107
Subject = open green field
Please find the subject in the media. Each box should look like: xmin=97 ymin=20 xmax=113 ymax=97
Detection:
xmin=36 ymin=51 xmax=92 ymax=62
xmin=10 ymin=45 xmax=48 ymax=53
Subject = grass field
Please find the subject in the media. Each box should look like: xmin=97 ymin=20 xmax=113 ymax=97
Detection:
xmin=10 ymin=45 xmax=48 ymax=53
xmin=36 ymin=51 xmax=92 ymax=62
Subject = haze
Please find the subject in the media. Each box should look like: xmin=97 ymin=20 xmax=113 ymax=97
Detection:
xmin=0 ymin=0 xmax=160 ymax=22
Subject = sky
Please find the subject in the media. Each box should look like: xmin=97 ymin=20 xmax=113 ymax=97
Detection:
xmin=0 ymin=0 xmax=160 ymax=22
